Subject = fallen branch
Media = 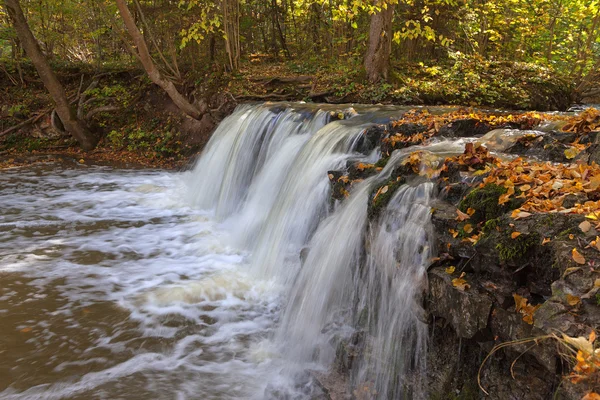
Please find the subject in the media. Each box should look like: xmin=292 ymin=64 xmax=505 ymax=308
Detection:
xmin=250 ymin=76 xmax=314 ymax=85
xmin=0 ymin=110 xmax=49 ymax=137
xmin=85 ymin=106 xmax=120 ymax=120
xmin=235 ymin=93 xmax=294 ymax=100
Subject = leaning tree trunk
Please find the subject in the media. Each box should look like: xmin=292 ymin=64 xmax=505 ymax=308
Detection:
xmin=4 ymin=0 xmax=97 ymax=150
xmin=364 ymin=1 xmax=395 ymax=83
xmin=115 ymin=0 xmax=203 ymax=119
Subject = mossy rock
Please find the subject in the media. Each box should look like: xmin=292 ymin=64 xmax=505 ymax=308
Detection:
xmin=496 ymin=232 xmax=540 ymax=263
xmin=459 ymin=184 xmax=523 ymax=224
xmin=368 ymin=177 xmax=406 ymax=219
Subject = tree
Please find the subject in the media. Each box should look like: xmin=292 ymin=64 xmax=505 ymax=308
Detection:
xmin=364 ymin=0 xmax=395 ymax=83
xmin=115 ymin=0 xmax=205 ymax=119
xmin=4 ymin=0 xmax=98 ymax=150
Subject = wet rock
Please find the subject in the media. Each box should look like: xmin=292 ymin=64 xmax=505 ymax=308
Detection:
xmin=354 ymin=125 xmax=385 ymax=155
xmin=437 ymin=119 xmax=492 ymax=138
xmin=489 ymin=306 xmax=557 ymax=372
xmin=389 ymin=122 xmax=428 ymax=136
xmin=533 ymin=300 xmax=575 ymax=333
xmin=506 ymin=130 xmax=578 ymax=163
xmin=428 ymin=268 xmax=493 ymax=339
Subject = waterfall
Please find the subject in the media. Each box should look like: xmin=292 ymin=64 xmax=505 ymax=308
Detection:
xmin=353 ymin=182 xmax=433 ymax=399
xmin=185 ymin=103 xmax=438 ymax=398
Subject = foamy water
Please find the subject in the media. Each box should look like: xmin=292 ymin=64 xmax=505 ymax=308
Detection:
xmin=0 ymin=165 xmax=295 ymax=399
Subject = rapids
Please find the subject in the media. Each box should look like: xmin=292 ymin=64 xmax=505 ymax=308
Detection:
xmin=0 ymin=103 xmax=523 ymax=399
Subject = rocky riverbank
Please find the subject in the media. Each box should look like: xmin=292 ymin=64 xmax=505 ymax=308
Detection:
xmin=325 ymin=108 xmax=600 ymax=399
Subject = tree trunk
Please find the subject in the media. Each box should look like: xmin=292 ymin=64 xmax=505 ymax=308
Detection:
xmin=115 ymin=0 xmax=203 ymax=119
xmin=364 ymin=1 xmax=395 ymax=83
xmin=4 ymin=0 xmax=97 ymax=150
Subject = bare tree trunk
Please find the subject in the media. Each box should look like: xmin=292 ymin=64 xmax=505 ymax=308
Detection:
xmin=364 ymin=0 xmax=395 ymax=83
xmin=4 ymin=0 xmax=97 ymax=150
xmin=115 ymin=0 xmax=203 ymax=119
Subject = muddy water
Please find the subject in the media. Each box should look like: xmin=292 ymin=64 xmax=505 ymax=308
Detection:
xmin=0 ymin=164 xmax=287 ymax=399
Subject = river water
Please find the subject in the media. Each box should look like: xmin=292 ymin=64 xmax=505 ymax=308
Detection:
xmin=0 ymin=103 xmax=532 ymax=399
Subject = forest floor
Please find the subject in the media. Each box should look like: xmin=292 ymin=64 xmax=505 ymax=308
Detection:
xmin=0 ymin=56 xmax=585 ymax=169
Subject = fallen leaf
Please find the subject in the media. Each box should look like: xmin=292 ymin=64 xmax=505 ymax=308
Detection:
xmin=449 ymin=229 xmax=459 ymax=238
xmin=542 ymin=238 xmax=551 ymax=245
xmin=78 ymin=159 xmax=85 ymax=164
xmin=567 ymin=294 xmax=581 ymax=306
xmin=581 ymin=393 xmax=600 ymax=400
xmin=463 ymin=224 xmax=473 ymax=234
xmin=579 ymin=220 xmax=592 ymax=233
xmin=562 ymin=333 xmax=594 ymax=355
xmin=452 ymin=272 xmax=470 ymax=291
xmin=456 ymin=209 xmax=470 ymax=221
xmin=569 ymin=234 xmax=575 ymax=240
xmin=445 ymin=266 xmax=456 ymax=274
xmin=586 ymin=212 xmax=599 ymax=221
xmin=564 ymin=147 xmax=580 ymax=159
xmin=20 ymin=327 xmax=32 ymax=333
xmin=572 ymin=248 xmax=586 ymax=265
xmin=589 ymin=330 xmax=596 ymax=344
xmin=466 ymin=207 xmax=476 ymax=216
xmin=381 ymin=185 xmax=389 ymax=194
xmin=511 ymin=232 xmax=521 ymax=239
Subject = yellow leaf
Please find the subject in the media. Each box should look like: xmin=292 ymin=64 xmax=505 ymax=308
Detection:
xmin=542 ymin=238 xmax=551 ymax=245
xmin=79 ymin=159 xmax=85 ymax=164
xmin=445 ymin=266 xmax=456 ymax=274
xmin=594 ymin=278 xmax=600 ymax=288
xmin=572 ymin=248 xmax=586 ymax=265
xmin=449 ymin=229 xmax=459 ymax=238
xmin=463 ymin=224 xmax=473 ymax=234
xmin=511 ymin=232 xmax=521 ymax=239
xmin=589 ymin=330 xmax=596 ymax=344
xmin=586 ymin=212 xmax=599 ymax=220
xmin=567 ymin=294 xmax=581 ymax=306
xmin=564 ymin=147 xmax=580 ymax=159
xmin=579 ymin=220 xmax=592 ymax=233
xmin=466 ymin=207 xmax=476 ymax=216
xmin=569 ymin=234 xmax=575 ymax=240
xmin=452 ymin=276 xmax=470 ymax=291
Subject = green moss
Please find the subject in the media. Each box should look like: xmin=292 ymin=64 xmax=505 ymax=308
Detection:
xmin=595 ymin=292 xmax=600 ymax=306
xmin=496 ymin=232 xmax=540 ymax=262
xmin=482 ymin=218 xmax=499 ymax=234
xmin=374 ymin=156 xmax=390 ymax=169
xmin=368 ymin=177 xmax=406 ymax=219
xmin=459 ymin=184 xmax=523 ymax=224
xmin=557 ymin=227 xmax=578 ymax=240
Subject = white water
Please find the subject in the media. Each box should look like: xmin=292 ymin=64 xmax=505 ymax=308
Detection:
xmin=1 ymin=103 xmax=458 ymax=399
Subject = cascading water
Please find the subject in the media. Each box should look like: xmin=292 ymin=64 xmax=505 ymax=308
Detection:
xmin=185 ymin=103 xmax=441 ymax=397
xmin=0 ymin=102 xmax=461 ymax=400
xmin=352 ymin=182 xmax=434 ymax=399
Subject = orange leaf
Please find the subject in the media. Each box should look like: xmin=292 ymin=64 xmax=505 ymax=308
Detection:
xmin=20 ymin=327 xmax=32 ymax=333
xmin=463 ymin=224 xmax=473 ymax=234
xmin=542 ymin=238 xmax=551 ymax=245
xmin=572 ymin=248 xmax=586 ymax=265
xmin=582 ymin=393 xmax=600 ymax=400
xmin=456 ymin=209 xmax=470 ymax=221
xmin=567 ymin=294 xmax=581 ymax=306
xmin=511 ymin=232 xmax=521 ymax=239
